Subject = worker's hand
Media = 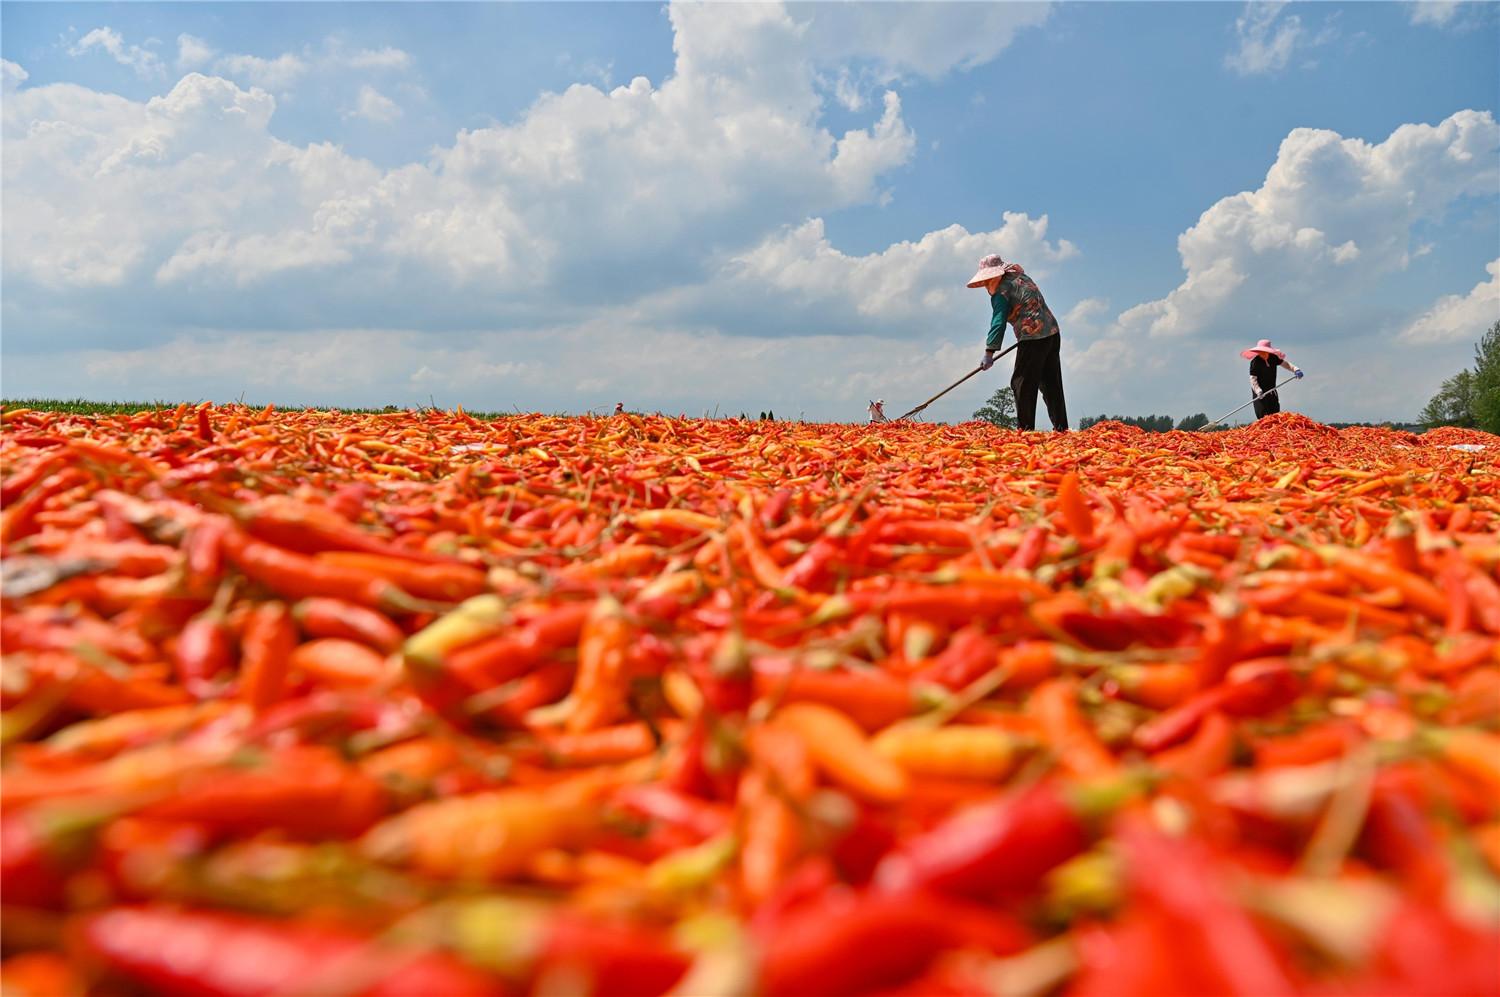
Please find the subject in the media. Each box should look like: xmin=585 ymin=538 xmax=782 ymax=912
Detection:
xmin=1293 ymin=368 xmax=1305 ymax=379
xmin=979 ymin=351 xmax=995 ymax=371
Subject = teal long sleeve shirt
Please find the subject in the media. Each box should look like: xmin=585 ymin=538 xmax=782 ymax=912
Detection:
xmin=986 ymin=272 xmax=1060 ymax=352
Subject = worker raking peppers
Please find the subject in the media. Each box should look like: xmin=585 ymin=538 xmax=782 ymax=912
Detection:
xmin=1 ymin=401 xmax=1497 ymax=997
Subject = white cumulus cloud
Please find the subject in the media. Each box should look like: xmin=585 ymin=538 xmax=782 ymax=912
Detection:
xmin=1408 ymin=1 xmax=1463 ymax=26
xmin=346 ymin=85 xmax=401 ymax=123
xmin=69 ymin=27 xmax=166 ymax=79
xmin=1118 ymin=110 xmax=1498 ymax=341
xmin=176 ymin=33 xmax=216 ymax=70
xmin=1400 ymin=259 xmax=1500 ymax=343
xmin=214 ymin=52 xmax=307 ymax=91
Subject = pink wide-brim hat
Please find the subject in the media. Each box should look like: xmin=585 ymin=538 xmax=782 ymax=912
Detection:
xmin=967 ymin=254 xmax=1015 ymax=288
xmin=1240 ymin=339 xmax=1287 ymax=361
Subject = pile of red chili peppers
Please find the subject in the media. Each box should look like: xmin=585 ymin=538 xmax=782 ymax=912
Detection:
xmin=2 ymin=403 xmax=1497 ymax=997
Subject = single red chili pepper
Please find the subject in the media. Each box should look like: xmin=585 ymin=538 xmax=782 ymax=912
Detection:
xmin=1004 ymin=525 xmax=1048 ymax=572
xmin=1359 ymin=773 xmax=1451 ymax=900
xmin=73 ymin=905 xmax=505 ymax=997
xmin=293 ymin=597 xmax=405 ymax=654
xmin=1031 ymin=677 xmax=1118 ymax=777
xmin=221 ymin=528 xmax=423 ymax=613
xmin=1117 ymin=817 xmax=1297 ymax=997
xmin=468 ymin=661 xmax=575 ymax=727
xmin=873 ymin=779 xmax=1119 ymax=900
xmin=1070 ymin=910 xmax=1183 ymax=997
xmin=236 ymin=498 xmax=466 ymax=566
xmin=1056 ymin=471 xmax=1096 ymax=539
xmin=1151 ymin=709 xmax=1235 ymax=780
xmin=829 ymin=805 xmax=898 ymax=885
xmin=140 ymin=745 xmax=388 ymax=839
xmin=1250 ymin=718 xmax=1359 ymax=769
xmin=761 ymin=488 xmax=793 ymax=529
xmin=0 ymin=468 xmax=90 ymax=546
xmin=241 ymin=690 xmax=393 ymax=745
xmin=1363 ymin=895 xmax=1500 ymax=996
xmin=440 ymin=603 xmax=592 ymax=688
xmin=4 ymin=611 xmax=157 ymax=664
xmin=196 ymin=406 xmax=213 ymax=441
xmin=611 ymin=784 xmax=732 ymax=842
xmin=0 ymin=452 xmax=68 ymax=507
xmin=911 ymin=625 xmax=999 ymax=691
xmin=783 ymin=536 xmax=841 ymax=591
xmin=1133 ymin=657 xmax=1301 ymax=753
xmin=526 ymin=912 xmax=690 ymax=996
xmin=174 ymin=586 xmax=237 ymax=700
xmin=756 ymin=887 xmax=1031 ymax=997
xmin=316 ymin=551 xmax=488 ymax=602
xmin=0 ymin=804 xmax=112 ymax=908
xmin=239 ymin=601 xmax=297 ymax=712
xmin=752 ymin=662 xmax=915 ymax=731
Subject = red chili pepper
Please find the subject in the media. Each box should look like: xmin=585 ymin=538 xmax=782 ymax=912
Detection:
xmin=174 ymin=610 xmax=235 ymax=700
xmin=1117 ymin=817 xmax=1297 ymax=997
xmin=611 ymin=784 xmax=731 ymax=842
xmin=0 ymin=805 xmax=111 ymax=908
xmin=1363 ymin=895 xmax=1500 ymax=996
xmin=293 ymin=597 xmax=405 ymax=654
xmin=441 ymin=603 xmax=591 ymax=687
xmin=221 ymin=528 xmax=420 ymax=613
xmin=1133 ymin=657 xmax=1301 ymax=753
xmin=74 ymin=905 xmax=504 ymax=997
xmin=239 ymin=602 xmax=297 ymax=712
xmin=0 ymin=468 xmax=89 ymax=546
xmin=752 ymin=662 xmax=915 ymax=731
xmin=237 ymin=498 xmax=466 ymax=566
xmin=911 ymin=625 xmax=999 ymax=691
xmin=1056 ymin=471 xmax=1096 ymax=539
xmin=1359 ymin=773 xmax=1451 ymax=900
xmin=756 ymin=888 xmax=1030 ymax=997
xmin=783 ymin=536 xmax=841 ymax=591
xmin=873 ymin=780 xmax=1100 ymax=900
xmin=0 ymin=452 xmax=68 ymax=508
xmin=139 ymin=745 xmax=388 ymax=839
xmin=528 ymin=912 xmax=690 ymax=996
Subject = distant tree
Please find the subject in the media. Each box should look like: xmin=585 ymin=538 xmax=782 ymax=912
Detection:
xmin=973 ymin=388 xmax=1017 ymax=429
xmin=768 ymin=410 xmax=775 ymax=421
xmin=1420 ymin=320 xmax=1499 ymax=433
xmin=1419 ymin=369 xmax=1478 ymax=429
xmin=1176 ymin=413 xmax=1210 ymax=431
xmin=1474 ymin=320 xmax=1500 ymax=434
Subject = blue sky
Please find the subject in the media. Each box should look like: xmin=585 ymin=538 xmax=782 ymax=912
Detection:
xmin=3 ymin=1 xmax=1497 ymax=423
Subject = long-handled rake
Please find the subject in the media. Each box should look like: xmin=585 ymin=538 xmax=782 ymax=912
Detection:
xmin=1201 ymin=374 xmax=1301 ymax=430
xmin=896 ymin=342 xmax=1019 ymax=421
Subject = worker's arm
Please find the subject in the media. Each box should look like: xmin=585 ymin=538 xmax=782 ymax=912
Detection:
xmin=985 ymin=288 xmax=1010 ymax=352
xmin=1278 ymin=358 xmax=1305 ymax=378
xmin=1250 ymin=374 xmax=1262 ymax=396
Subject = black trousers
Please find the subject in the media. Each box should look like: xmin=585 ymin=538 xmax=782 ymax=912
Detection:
xmin=1252 ymin=388 xmax=1280 ymax=419
xmin=1011 ymin=334 xmax=1068 ymax=431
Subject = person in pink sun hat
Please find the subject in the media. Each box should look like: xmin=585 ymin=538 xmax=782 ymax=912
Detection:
xmin=1241 ymin=339 xmax=1304 ymax=420
xmin=967 ymin=254 xmax=1068 ymax=432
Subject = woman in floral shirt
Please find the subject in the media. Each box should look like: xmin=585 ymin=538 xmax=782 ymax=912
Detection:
xmin=968 ymin=255 xmax=1068 ymax=432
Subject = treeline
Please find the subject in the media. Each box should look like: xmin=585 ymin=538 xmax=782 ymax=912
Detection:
xmin=1420 ymin=320 xmax=1499 ymax=433
xmin=1078 ymin=413 xmax=1213 ymax=432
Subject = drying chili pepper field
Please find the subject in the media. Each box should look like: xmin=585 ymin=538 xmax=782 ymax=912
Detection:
xmin=2 ymin=402 xmax=1498 ymax=997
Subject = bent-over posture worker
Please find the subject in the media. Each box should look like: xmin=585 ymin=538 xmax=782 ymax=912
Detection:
xmin=1241 ymin=339 xmax=1304 ymax=420
xmin=968 ymin=254 xmax=1068 ymax=432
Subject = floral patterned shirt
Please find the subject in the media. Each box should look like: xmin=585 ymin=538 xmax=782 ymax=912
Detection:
xmin=987 ymin=271 xmax=1059 ymax=349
